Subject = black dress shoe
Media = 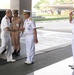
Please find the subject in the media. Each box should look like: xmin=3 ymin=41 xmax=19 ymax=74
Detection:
xmin=16 ymin=50 xmax=20 ymax=56
xmin=1 ymin=49 xmax=6 ymax=54
xmin=12 ymin=50 xmax=17 ymax=56
xmin=13 ymin=50 xmax=20 ymax=57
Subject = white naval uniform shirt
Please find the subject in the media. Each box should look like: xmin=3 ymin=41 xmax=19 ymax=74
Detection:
xmin=71 ymin=19 xmax=74 ymax=34
xmin=1 ymin=15 xmax=10 ymax=38
xmin=24 ymin=17 xmax=36 ymax=34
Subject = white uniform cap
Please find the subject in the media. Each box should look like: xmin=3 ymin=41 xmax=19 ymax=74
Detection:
xmin=23 ymin=10 xmax=31 ymax=13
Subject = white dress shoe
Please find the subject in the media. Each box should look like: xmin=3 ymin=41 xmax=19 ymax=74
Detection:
xmin=71 ymin=65 xmax=74 ymax=69
xmin=24 ymin=61 xmax=34 ymax=65
xmin=69 ymin=64 xmax=74 ymax=67
xmin=7 ymin=59 xmax=16 ymax=62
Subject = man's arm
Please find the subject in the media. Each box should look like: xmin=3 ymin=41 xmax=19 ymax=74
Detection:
xmin=3 ymin=17 xmax=15 ymax=32
xmin=20 ymin=18 xmax=24 ymax=33
xmin=16 ymin=27 xmax=25 ymax=31
xmin=5 ymin=27 xmax=15 ymax=32
xmin=69 ymin=12 xmax=73 ymax=23
xmin=33 ymin=28 xmax=38 ymax=44
xmin=31 ymin=20 xmax=38 ymax=43
xmin=21 ymin=18 xmax=24 ymax=28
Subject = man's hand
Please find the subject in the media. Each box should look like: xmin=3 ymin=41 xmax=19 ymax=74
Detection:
xmin=34 ymin=38 xmax=38 ymax=44
xmin=12 ymin=29 xmax=17 ymax=32
xmin=69 ymin=11 xmax=73 ymax=23
xmin=69 ymin=12 xmax=73 ymax=16
xmin=22 ymin=28 xmax=25 ymax=31
xmin=33 ymin=29 xmax=38 ymax=44
xmin=17 ymin=28 xmax=25 ymax=31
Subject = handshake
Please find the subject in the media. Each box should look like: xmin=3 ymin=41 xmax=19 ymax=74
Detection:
xmin=12 ymin=29 xmax=18 ymax=32
xmin=12 ymin=28 xmax=25 ymax=32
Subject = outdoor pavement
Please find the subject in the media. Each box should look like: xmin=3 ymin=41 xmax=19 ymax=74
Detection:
xmin=36 ymin=20 xmax=74 ymax=33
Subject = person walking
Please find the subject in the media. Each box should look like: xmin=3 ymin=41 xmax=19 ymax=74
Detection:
xmin=0 ymin=9 xmax=15 ymax=62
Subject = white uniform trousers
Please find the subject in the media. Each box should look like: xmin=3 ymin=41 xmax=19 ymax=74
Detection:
xmin=72 ymin=35 xmax=74 ymax=61
xmin=26 ymin=34 xmax=35 ymax=63
xmin=0 ymin=36 xmax=12 ymax=60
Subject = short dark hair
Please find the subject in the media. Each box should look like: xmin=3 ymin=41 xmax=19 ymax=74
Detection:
xmin=27 ymin=12 xmax=31 ymax=17
xmin=13 ymin=10 xmax=18 ymax=14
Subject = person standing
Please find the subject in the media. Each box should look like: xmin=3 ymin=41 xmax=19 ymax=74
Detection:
xmin=18 ymin=10 xmax=38 ymax=65
xmin=11 ymin=10 xmax=23 ymax=56
xmin=69 ymin=11 xmax=74 ymax=69
xmin=0 ymin=9 xmax=15 ymax=62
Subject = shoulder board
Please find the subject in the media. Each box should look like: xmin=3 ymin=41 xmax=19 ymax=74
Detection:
xmin=6 ymin=17 xmax=8 ymax=19
xmin=30 ymin=18 xmax=33 ymax=21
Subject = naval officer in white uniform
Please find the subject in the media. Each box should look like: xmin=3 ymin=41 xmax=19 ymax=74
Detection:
xmin=69 ymin=11 xmax=74 ymax=69
xmin=18 ymin=10 xmax=38 ymax=65
xmin=0 ymin=9 xmax=15 ymax=62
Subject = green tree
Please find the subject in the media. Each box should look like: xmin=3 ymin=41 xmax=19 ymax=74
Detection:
xmin=34 ymin=0 xmax=50 ymax=10
xmin=53 ymin=0 xmax=74 ymax=4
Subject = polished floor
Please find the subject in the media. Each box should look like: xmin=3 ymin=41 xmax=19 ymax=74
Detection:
xmin=0 ymin=45 xmax=72 ymax=75
xmin=27 ymin=57 xmax=74 ymax=75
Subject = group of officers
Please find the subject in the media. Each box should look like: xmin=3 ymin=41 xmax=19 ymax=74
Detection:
xmin=2 ymin=9 xmax=74 ymax=67
xmin=0 ymin=9 xmax=38 ymax=65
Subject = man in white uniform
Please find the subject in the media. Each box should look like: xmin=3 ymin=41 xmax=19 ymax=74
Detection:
xmin=18 ymin=10 xmax=38 ymax=65
xmin=0 ymin=9 xmax=15 ymax=62
xmin=69 ymin=11 xmax=74 ymax=69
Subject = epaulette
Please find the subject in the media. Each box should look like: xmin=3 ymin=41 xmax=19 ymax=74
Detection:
xmin=30 ymin=18 xmax=33 ymax=21
xmin=6 ymin=17 xmax=8 ymax=19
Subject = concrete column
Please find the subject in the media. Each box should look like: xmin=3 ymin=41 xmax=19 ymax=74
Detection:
xmin=20 ymin=0 xmax=32 ymax=14
xmin=10 ymin=0 xmax=32 ymax=15
xmin=10 ymin=0 xmax=20 ymax=10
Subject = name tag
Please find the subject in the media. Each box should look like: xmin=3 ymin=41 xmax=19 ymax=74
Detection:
xmin=16 ymin=24 xmax=19 ymax=27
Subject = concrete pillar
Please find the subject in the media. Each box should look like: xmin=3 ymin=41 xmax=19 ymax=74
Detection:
xmin=10 ymin=0 xmax=32 ymax=15
xmin=10 ymin=0 xmax=20 ymax=10
xmin=20 ymin=0 xmax=32 ymax=14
